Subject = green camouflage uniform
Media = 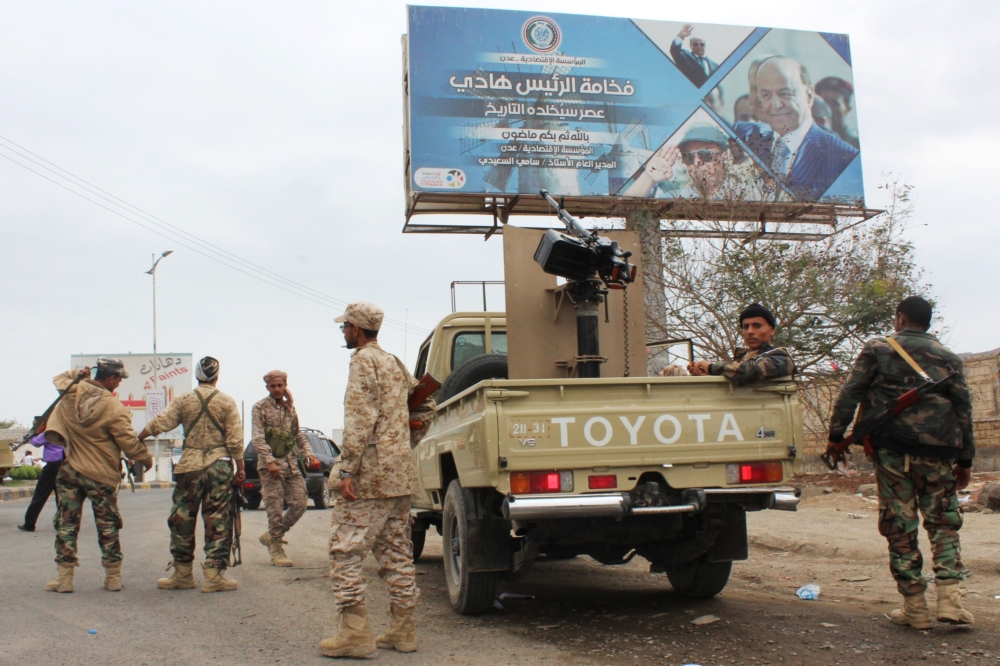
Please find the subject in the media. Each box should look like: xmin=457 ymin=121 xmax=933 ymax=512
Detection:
xmin=54 ymin=463 xmax=123 ymax=565
xmin=709 ymin=343 xmax=795 ymax=385
xmin=828 ymin=329 xmax=974 ymax=595
xmin=168 ymin=459 xmax=234 ymax=568
xmin=146 ymin=385 xmax=244 ymax=570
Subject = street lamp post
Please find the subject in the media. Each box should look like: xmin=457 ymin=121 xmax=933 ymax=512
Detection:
xmin=145 ymin=250 xmax=173 ymax=481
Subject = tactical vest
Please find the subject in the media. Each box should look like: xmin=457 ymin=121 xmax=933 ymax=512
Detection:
xmin=265 ymin=426 xmax=295 ymax=457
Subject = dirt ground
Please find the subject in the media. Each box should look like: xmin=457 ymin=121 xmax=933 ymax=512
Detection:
xmin=410 ymin=472 xmax=1000 ymax=666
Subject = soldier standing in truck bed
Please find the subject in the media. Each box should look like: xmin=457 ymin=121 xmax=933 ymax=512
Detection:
xmin=826 ymin=296 xmax=975 ymax=628
xmin=688 ymin=303 xmax=794 ymax=384
xmin=251 ymin=369 xmax=317 ymax=567
xmin=137 ymin=356 xmax=245 ymax=593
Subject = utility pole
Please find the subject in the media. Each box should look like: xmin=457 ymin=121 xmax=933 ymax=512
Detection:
xmin=145 ymin=250 xmax=173 ymax=480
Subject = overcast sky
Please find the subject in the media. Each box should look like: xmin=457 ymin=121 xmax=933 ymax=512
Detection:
xmin=2 ymin=1 xmax=998 ymax=436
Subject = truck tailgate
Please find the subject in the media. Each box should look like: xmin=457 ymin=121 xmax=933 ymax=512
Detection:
xmin=491 ymin=377 xmax=798 ymax=470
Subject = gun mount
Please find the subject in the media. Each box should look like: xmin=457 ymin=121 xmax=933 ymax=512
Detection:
xmin=534 ymin=190 xmax=637 ymax=378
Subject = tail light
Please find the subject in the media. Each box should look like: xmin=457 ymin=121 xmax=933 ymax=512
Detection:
xmin=726 ymin=461 xmax=783 ymax=485
xmin=307 ymin=458 xmax=321 ymax=472
xmin=588 ymin=474 xmax=617 ymax=490
xmin=243 ymin=482 xmax=255 ymax=489
xmin=510 ymin=470 xmax=574 ymax=494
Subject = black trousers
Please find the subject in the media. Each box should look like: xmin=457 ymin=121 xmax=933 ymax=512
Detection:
xmin=23 ymin=460 xmax=62 ymax=528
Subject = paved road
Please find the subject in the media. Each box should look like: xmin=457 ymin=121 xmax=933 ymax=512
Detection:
xmin=2 ymin=491 xmax=996 ymax=665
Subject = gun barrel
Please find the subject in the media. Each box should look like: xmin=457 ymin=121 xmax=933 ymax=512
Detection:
xmin=539 ymin=190 xmax=590 ymax=239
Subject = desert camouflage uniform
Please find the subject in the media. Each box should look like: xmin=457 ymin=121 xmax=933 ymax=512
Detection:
xmin=709 ymin=342 xmax=794 ymax=385
xmin=251 ymin=396 xmax=314 ymax=543
xmin=329 ymin=340 xmax=427 ymax=611
xmin=829 ymin=329 xmax=974 ymax=595
xmin=146 ymin=385 xmax=244 ymax=569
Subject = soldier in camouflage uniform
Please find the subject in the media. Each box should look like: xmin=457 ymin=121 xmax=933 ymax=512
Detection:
xmin=138 ymin=356 xmax=245 ymax=593
xmin=688 ymin=303 xmax=795 ymax=384
xmin=251 ymin=369 xmax=318 ymax=567
xmin=44 ymin=358 xmax=153 ymax=593
xmin=319 ymin=301 xmax=435 ymax=659
xmin=827 ymin=296 xmax=975 ymax=628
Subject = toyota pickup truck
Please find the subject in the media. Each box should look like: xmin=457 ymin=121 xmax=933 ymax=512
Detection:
xmin=410 ymin=311 xmax=802 ymax=614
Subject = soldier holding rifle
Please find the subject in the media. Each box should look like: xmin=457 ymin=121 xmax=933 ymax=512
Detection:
xmin=826 ymin=296 xmax=975 ymax=628
xmin=138 ymin=356 xmax=245 ymax=593
xmin=43 ymin=358 xmax=153 ymax=593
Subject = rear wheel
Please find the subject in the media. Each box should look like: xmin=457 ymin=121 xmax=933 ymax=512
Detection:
xmin=411 ymin=524 xmax=426 ymax=562
xmin=245 ymin=492 xmax=262 ymax=511
xmin=666 ymin=556 xmax=732 ymax=598
xmin=442 ymin=480 xmax=497 ymax=614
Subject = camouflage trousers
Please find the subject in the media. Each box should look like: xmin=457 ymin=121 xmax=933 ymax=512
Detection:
xmin=53 ymin=463 xmax=123 ymax=565
xmin=328 ymin=495 xmax=418 ymax=610
xmin=168 ymin=459 xmax=234 ymax=569
xmin=874 ymin=449 xmax=965 ymax=595
xmin=261 ymin=457 xmax=308 ymax=543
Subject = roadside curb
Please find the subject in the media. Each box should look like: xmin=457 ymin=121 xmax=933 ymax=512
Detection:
xmin=0 ymin=482 xmax=174 ymax=501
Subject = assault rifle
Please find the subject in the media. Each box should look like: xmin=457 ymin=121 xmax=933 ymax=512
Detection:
xmin=230 ymin=484 xmax=247 ymax=567
xmin=821 ymin=368 xmax=959 ymax=470
xmin=11 ymin=372 xmax=88 ymax=452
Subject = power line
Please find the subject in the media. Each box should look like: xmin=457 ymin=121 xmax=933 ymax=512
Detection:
xmin=0 ymin=137 xmax=429 ymax=335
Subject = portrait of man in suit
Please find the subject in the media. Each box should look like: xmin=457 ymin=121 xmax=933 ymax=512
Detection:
xmin=670 ymin=24 xmax=720 ymax=87
xmin=733 ymin=56 xmax=859 ymax=201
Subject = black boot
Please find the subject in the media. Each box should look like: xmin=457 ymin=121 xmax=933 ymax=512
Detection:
xmin=17 ymin=524 xmax=35 ymax=532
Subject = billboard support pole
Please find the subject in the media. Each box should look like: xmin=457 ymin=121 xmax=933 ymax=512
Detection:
xmin=625 ymin=209 xmax=666 ymax=375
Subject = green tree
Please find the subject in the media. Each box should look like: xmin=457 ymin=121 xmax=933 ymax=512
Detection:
xmin=0 ymin=418 xmax=21 ymax=430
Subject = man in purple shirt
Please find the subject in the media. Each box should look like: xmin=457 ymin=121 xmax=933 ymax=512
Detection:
xmin=17 ymin=430 xmax=65 ymax=532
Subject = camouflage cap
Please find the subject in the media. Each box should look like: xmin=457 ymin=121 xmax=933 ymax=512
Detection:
xmin=678 ymin=124 xmax=730 ymax=151
xmin=96 ymin=357 xmax=129 ymax=378
xmin=335 ymin=301 xmax=384 ymax=331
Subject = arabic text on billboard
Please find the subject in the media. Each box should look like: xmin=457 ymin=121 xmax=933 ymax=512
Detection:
xmin=407 ymin=7 xmax=863 ymax=205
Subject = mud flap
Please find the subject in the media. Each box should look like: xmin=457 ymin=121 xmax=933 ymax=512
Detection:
xmin=708 ymin=504 xmax=748 ymax=563
xmin=463 ymin=488 xmax=511 ymax=573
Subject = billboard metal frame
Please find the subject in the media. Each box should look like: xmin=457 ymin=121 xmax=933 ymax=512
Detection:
xmin=400 ymin=16 xmax=881 ymax=241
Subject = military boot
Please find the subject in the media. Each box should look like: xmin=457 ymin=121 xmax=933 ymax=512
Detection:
xmin=890 ymin=591 xmax=933 ymax=629
xmin=376 ymin=604 xmax=417 ymax=653
xmin=157 ymin=560 xmax=197 ymax=590
xmin=936 ymin=581 xmax=974 ymax=624
xmin=269 ymin=542 xmax=293 ymax=567
xmin=45 ymin=563 xmax=75 ymax=593
xmin=319 ymin=605 xmax=377 ymax=659
xmin=201 ymin=563 xmax=238 ymax=593
xmin=103 ymin=559 xmax=123 ymax=592
xmin=259 ymin=530 xmax=271 ymax=547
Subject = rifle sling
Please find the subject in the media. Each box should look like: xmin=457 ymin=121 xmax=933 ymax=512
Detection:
xmin=186 ymin=389 xmax=228 ymax=459
xmin=885 ymin=337 xmax=932 ymax=382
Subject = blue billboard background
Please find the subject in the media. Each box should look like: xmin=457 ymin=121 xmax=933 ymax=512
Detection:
xmin=406 ymin=6 xmax=864 ymax=205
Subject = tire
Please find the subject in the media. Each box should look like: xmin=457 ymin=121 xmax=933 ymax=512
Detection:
xmin=439 ymin=354 xmax=508 ymax=403
xmin=312 ymin=483 xmax=331 ymax=509
xmin=245 ymin=492 xmax=262 ymax=511
xmin=411 ymin=525 xmax=426 ymax=562
xmin=665 ymin=556 xmax=732 ymax=598
xmin=442 ymin=479 xmax=497 ymax=615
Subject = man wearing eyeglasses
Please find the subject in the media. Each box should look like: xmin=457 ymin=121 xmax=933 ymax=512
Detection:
xmin=688 ymin=304 xmax=794 ymax=385
xmin=622 ymin=125 xmax=742 ymax=200
xmin=670 ymin=24 xmax=719 ymax=87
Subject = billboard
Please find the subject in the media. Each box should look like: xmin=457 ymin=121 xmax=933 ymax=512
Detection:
xmin=71 ymin=353 xmax=192 ymax=438
xmin=405 ymin=7 xmax=863 ymax=206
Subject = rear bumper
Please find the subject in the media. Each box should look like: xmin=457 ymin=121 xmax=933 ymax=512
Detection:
xmin=502 ymin=486 xmax=800 ymax=520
